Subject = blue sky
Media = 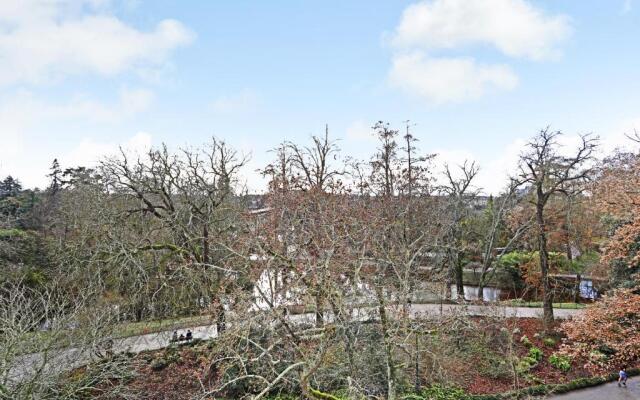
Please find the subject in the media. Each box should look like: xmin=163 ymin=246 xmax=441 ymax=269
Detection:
xmin=1 ymin=0 xmax=640 ymax=193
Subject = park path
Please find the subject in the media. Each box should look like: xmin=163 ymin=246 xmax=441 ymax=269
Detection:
xmin=549 ymin=376 xmax=640 ymax=399
xmin=8 ymin=303 xmax=582 ymax=384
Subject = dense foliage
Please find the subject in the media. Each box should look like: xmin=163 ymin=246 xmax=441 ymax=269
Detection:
xmin=560 ymin=289 xmax=640 ymax=373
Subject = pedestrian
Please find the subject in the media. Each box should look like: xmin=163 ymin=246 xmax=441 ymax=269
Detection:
xmin=179 ymin=333 xmax=185 ymax=341
xmin=186 ymin=329 xmax=193 ymax=342
xmin=618 ymin=365 xmax=628 ymax=387
xmin=171 ymin=331 xmax=178 ymax=342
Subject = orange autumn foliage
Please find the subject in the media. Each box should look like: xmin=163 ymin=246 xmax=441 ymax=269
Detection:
xmin=601 ymin=216 xmax=640 ymax=269
xmin=592 ymin=152 xmax=640 ymax=220
xmin=560 ymin=289 xmax=640 ymax=373
xmin=590 ymin=151 xmax=640 ymax=281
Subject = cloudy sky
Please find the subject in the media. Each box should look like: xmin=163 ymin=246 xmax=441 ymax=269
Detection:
xmin=1 ymin=0 xmax=640 ymax=193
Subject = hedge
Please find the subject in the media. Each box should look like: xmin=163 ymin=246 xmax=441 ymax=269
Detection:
xmin=470 ymin=368 xmax=639 ymax=399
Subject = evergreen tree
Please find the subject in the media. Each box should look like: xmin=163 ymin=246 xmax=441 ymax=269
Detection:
xmin=47 ymin=159 xmax=62 ymax=194
xmin=0 ymin=176 xmax=22 ymax=199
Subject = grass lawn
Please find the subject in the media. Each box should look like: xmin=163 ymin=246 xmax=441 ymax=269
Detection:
xmin=16 ymin=314 xmax=213 ymax=355
xmin=504 ymin=300 xmax=587 ymax=309
xmin=113 ymin=315 xmax=213 ymax=338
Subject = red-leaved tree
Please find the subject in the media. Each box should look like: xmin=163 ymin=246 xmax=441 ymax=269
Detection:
xmin=560 ymin=289 xmax=640 ymax=373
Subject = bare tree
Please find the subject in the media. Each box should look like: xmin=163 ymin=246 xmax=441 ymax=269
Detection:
xmin=399 ymin=121 xmax=435 ymax=197
xmin=370 ymin=121 xmax=400 ymax=197
xmin=287 ymin=124 xmax=342 ymax=192
xmin=476 ymin=182 xmax=532 ymax=300
xmin=516 ymin=128 xmax=597 ymax=330
xmin=100 ymin=138 xmax=248 ymax=331
xmin=0 ymin=280 xmax=132 ymax=399
xmin=440 ymin=161 xmax=480 ymax=300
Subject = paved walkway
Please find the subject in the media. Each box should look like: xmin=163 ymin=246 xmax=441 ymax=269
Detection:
xmin=8 ymin=304 xmax=582 ymax=384
xmin=550 ymin=376 xmax=640 ymax=399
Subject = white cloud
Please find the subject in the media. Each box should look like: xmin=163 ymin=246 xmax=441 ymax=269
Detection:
xmin=0 ymin=88 xmax=154 ymax=188
xmin=433 ymin=148 xmax=476 ymax=173
xmin=66 ymin=131 xmax=152 ymax=168
xmin=387 ymin=0 xmax=570 ymax=104
xmin=73 ymin=87 xmax=156 ymax=121
xmin=389 ymin=52 xmax=518 ymax=103
xmin=345 ymin=120 xmax=374 ymax=142
xmin=0 ymin=88 xmax=154 ymax=124
xmin=210 ymin=89 xmax=260 ymax=114
xmin=601 ymin=117 xmax=640 ymax=154
xmin=0 ymin=0 xmax=194 ymax=86
xmin=40 ymin=87 xmax=154 ymax=122
xmin=623 ymin=0 xmax=633 ymax=14
xmin=391 ymin=0 xmax=571 ymax=61
xmin=0 ymin=130 xmax=153 ymax=189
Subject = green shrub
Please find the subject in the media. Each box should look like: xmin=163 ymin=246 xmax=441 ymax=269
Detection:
xmin=528 ymin=346 xmax=543 ymax=362
xmin=497 ymin=251 xmax=534 ymax=268
xmin=516 ymin=355 xmax=539 ymax=374
xmin=412 ymin=384 xmax=469 ymax=400
xmin=150 ymin=357 xmax=167 ymax=371
xmin=485 ymin=356 xmax=511 ymax=380
xmin=543 ymin=337 xmax=556 ymax=347
xmin=0 ymin=228 xmax=27 ymax=238
xmin=470 ymin=368 xmax=640 ymax=399
xmin=549 ymin=353 xmax=571 ymax=372
xmin=308 ymin=388 xmax=346 ymax=400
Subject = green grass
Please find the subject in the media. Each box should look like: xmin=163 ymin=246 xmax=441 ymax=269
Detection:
xmin=503 ymin=300 xmax=587 ymax=309
xmin=15 ymin=314 xmax=213 ymax=355
xmin=112 ymin=315 xmax=212 ymax=338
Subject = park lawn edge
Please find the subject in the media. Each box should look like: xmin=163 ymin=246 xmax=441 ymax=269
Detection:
xmin=468 ymin=368 xmax=640 ymax=399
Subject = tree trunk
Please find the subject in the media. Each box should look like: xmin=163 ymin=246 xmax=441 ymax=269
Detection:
xmin=203 ymin=224 xmax=209 ymax=265
xmin=314 ymin=289 xmax=324 ymax=328
xmin=414 ymin=331 xmax=420 ymax=392
xmin=536 ymin=202 xmax=554 ymax=331
xmin=455 ymin=256 xmax=464 ymax=301
xmin=477 ymin=280 xmax=485 ymax=302
xmin=216 ymin=299 xmax=226 ymax=333
xmin=375 ymin=284 xmax=396 ymax=400
xmin=564 ymin=222 xmax=572 ymax=261
xmin=215 ymin=268 xmax=226 ymax=333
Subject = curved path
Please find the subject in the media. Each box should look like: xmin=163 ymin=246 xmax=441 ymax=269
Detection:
xmin=8 ymin=303 xmax=582 ymax=384
xmin=549 ymin=376 xmax=639 ymax=399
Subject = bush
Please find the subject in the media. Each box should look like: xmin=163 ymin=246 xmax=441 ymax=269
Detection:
xmin=543 ymin=337 xmax=556 ymax=347
xmin=485 ymin=356 xmax=511 ymax=380
xmin=414 ymin=384 xmax=470 ymax=400
xmin=470 ymin=368 xmax=640 ymax=399
xmin=516 ymin=356 xmax=538 ymax=374
xmin=519 ymin=335 xmax=532 ymax=347
xmin=516 ymin=350 xmax=543 ymax=375
xmin=528 ymin=346 xmax=543 ymax=362
xmin=549 ymin=353 xmax=571 ymax=372
xmin=308 ymin=388 xmax=346 ymax=400
xmin=561 ymin=289 xmax=640 ymax=372
xmin=497 ymin=251 xmax=534 ymax=268
xmin=150 ymin=357 xmax=167 ymax=371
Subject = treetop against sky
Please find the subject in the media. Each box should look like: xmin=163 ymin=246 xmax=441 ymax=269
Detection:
xmin=1 ymin=0 xmax=639 ymax=193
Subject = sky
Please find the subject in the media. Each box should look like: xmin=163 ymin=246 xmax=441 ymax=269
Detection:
xmin=1 ymin=0 xmax=640 ymax=194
